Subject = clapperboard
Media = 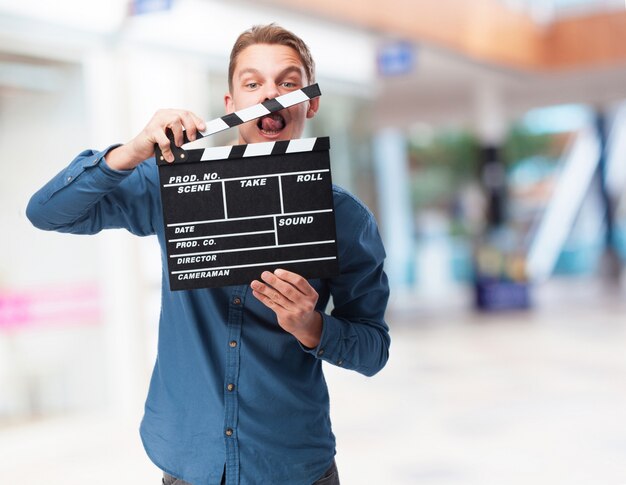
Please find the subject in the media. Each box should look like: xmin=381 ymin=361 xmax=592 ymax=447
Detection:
xmin=156 ymin=84 xmax=339 ymax=291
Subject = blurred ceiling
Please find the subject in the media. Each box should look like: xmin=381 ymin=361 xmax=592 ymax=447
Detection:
xmin=1 ymin=0 xmax=625 ymax=131
xmin=499 ymin=0 xmax=625 ymax=23
xmin=371 ymin=46 xmax=626 ymax=128
xmin=259 ymin=0 xmax=626 ymax=71
xmin=254 ymin=0 xmax=626 ymax=128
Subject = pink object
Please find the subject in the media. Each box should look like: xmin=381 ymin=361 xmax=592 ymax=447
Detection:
xmin=0 ymin=283 xmax=101 ymax=330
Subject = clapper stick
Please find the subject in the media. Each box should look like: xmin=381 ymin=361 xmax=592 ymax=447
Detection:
xmin=156 ymin=83 xmax=321 ymax=164
xmin=182 ymin=83 xmax=321 ymax=150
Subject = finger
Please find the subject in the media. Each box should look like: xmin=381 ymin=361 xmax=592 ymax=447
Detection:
xmin=169 ymin=120 xmax=185 ymax=147
xmin=260 ymin=271 xmax=301 ymax=305
xmin=251 ymin=287 xmax=287 ymax=311
xmin=179 ymin=112 xmax=196 ymax=141
xmin=251 ymin=279 xmax=293 ymax=310
xmin=273 ymin=268 xmax=317 ymax=297
xmin=154 ymin=131 xmax=174 ymax=163
xmin=179 ymin=111 xmax=203 ymax=141
xmin=192 ymin=113 xmax=206 ymax=133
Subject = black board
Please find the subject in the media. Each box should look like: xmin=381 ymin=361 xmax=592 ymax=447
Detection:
xmin=156 ymin=137 xmax=339 ymax=290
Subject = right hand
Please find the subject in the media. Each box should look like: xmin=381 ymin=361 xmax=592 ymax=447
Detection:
xmin=105 ymin=109 xmax=206 ymax=170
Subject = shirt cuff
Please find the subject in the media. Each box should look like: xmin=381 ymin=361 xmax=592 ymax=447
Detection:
xmin=86 ymin=145 xmax=137 ymax=187
xmin=298 ymin=312 xmax=346 ymax=367
xmin=96 ymin=144 xmax=133 ymax=173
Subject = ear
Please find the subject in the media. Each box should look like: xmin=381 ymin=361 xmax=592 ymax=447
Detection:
xmin=224 ymin=92 xmax=235 ymax=114
xmin=306 ymin=97 xmax=320 ymax=119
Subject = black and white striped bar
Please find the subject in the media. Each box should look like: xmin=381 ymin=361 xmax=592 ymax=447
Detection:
xmin=170 ymin=137 xmax=330 ymax=164
xmin=157 ymin=136 xmax=338 ymax=290
xmin=181 ymin=84 xmax=321 ymax=151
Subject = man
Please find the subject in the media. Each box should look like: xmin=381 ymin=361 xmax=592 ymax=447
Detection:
xmin=27 ymin=24 xmax=390 ymax=485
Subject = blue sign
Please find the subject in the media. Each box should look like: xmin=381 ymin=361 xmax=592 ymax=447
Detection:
xmin=131 ymin=0 xmax=174 ymax=15
xmin=377 ymin=41 xmax=416 ymax=77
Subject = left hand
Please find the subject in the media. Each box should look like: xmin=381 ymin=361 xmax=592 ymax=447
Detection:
xmin=251 ymin=269 xmax=322 ymax=348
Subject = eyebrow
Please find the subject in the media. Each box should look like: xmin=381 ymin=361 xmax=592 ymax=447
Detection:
xmin=237 ymin=66 xmax=304 ymax=80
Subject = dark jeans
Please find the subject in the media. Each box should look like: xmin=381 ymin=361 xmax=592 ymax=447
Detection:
xmin=162 ymin=460 xmax=340 ymax=485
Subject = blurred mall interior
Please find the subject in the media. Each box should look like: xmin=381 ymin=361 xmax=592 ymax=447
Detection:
xmin=1 ymin=0 xmax=626 ymax=483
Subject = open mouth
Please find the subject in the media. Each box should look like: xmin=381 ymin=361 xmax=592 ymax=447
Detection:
xmin=257 ymin=113 xmax=286 ymax=134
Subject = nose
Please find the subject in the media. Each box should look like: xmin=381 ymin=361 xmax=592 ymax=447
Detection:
xmin=262 ymin=83 xmax=280 ymax=102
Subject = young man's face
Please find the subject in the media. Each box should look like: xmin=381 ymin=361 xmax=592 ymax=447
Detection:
xmin=225 ymin=43 xmax=319 ymax=144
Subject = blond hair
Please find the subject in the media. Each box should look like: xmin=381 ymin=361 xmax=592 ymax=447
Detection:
xmin=228 ymin=24 xmax=315 ymax=90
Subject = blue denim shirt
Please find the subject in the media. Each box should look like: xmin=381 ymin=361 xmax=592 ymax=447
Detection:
xmin=26 ymin=148 xmax=390 ymax=485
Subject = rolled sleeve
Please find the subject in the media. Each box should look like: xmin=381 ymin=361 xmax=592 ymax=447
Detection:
xmin=299 ymin=187 xmax=390 ymax=376
xmin=26 ymin=145 xmax=157 ymax=236
xmin=33 ymin=146 xmax=126 ymax=207
xmin=299 ymin=312 xmax=345 ymax=365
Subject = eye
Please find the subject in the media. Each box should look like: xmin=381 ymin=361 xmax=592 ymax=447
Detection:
xmin=245 ymin=82 xmax=259 ymax=89
xmin=281 ymin=82 xmax=297 ymax=89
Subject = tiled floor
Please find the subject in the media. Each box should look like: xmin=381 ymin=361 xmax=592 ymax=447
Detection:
xmin=329 ymin=287 xmax=626 ymax=485
xmin=2 ymin=279 xmax=626 ymax=484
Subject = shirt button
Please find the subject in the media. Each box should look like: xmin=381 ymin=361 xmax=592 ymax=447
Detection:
xmin=317 ymin=349 xmax=325 ymax=357
xmin=225 ymin=428 xmax=233 ymax=437
xmin=232 ymin=297 xmax=242 ymax=305
xmin=337 ymin=360 xmax=343 ymax=366
xmin=229 ymin=340 xmax=237 ymax=348
xmin=227 ymin=383 xmax=235 ymax=392
xmin=66 ymin=176 xmax=73 ymax=182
